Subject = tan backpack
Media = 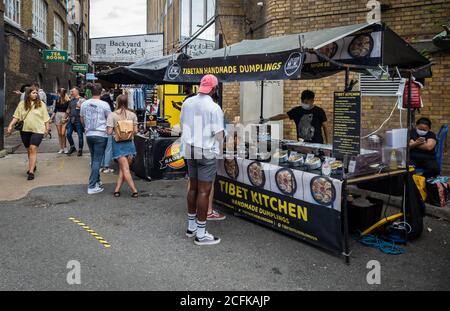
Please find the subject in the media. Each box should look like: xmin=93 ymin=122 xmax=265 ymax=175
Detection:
xmin=114 ymin=110 xmax=134 ymax=142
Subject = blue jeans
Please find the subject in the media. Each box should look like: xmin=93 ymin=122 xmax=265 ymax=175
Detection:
xmin=86 ymin=136 xmax=108 ymax=189
xmin=67 ymin=120 xmax=84 ymax=150
xmin=101 ymin=136 xmax=113 ymax=168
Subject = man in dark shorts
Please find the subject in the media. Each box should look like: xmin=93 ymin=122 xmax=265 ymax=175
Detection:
xmin=180 ymin=75 xmax=224 ymax=246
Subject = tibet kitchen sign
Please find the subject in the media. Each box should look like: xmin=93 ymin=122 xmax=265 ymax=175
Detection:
xmin=90 ymin=33 xmax=164 ymax=63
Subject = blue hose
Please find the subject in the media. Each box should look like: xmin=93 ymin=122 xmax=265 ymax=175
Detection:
xmin=354 ymin=234 xmax=405 ymax=255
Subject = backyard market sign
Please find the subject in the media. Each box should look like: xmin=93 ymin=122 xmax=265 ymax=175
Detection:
xmin=42 ymin=50 xmax=68 ymax=62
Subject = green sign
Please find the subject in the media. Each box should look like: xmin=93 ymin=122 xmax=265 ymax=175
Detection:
xmin=71 ymin=64 xmax=89 ymax=73
xmin=42 ymin=50 xmax=68 ymax=62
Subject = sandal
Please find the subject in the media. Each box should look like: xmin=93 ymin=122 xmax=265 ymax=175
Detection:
xmin=27 ymin=172 xmax=35 ymax=181
xmin=114 ymin=192 xmax=121 ymax=197
xmin=131 ymin=192 xmax=139 ymax=198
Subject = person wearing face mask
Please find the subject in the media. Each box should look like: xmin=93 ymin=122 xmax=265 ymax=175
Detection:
xmin=263 ymin=90 xmax=328 ymax=144
xmin=409 ymin=117 xmax=440 ymax=178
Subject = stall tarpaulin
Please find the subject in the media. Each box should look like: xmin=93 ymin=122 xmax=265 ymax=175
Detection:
xmin=164 ymin=22 xmax=431 ymax=83
xmin=97 ymin=53 xmax=190 ymax=84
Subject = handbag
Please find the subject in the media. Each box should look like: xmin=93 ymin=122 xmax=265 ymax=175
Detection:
xmin=14 ymin=105 xmax=33 ymax=131
xmin=114 ymin=110 xmax=134 ymax=142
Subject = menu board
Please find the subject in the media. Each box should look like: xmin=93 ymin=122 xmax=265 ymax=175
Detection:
xmin=332 ymin=92 xmax=361 ymax=157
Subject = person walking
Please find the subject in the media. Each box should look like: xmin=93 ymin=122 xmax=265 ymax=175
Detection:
xmin=51 ymin=88 xmax=70 ymax=153
xmin=101 ymin=89 xmax=115 ymax=174
xmin=7 ymin=87 xmax=51 ymax=180
xmin=106 ymin=94 xmax=139 ymax=198
xmin=180 ymin=74 xmax=224 ymax=246
xmin=66 ymin=87 xmax=86 ymax=156
xmin=80 ymin=83 xmax=112 ymax=195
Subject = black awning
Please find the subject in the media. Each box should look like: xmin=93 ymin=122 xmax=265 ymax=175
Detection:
xmin=163 ymin=23 xmax=431 ymax=83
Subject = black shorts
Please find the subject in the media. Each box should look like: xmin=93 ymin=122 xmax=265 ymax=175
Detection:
xmin=20 ymin=131 xmax=44 ymax=148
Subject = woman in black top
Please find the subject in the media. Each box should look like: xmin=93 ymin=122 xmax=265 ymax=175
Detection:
xmin=409 ymin=117 xmax=440 ymax=178
xmin=51 ymin=88 xmax=70 ymax=154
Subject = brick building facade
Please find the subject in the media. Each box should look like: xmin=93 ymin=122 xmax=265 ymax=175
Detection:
xmin=3 ymin=0 xmax=90 ymax=121
xmin=216 ymin=0 xmax=450 ymax=174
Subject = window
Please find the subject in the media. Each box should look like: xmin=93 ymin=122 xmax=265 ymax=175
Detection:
xmin=32 ymin=0 xmax=48 ymax=43
xmin=68 ymin=30 xmax=76 ymax=58
xmin=181 ymin=0 xmax=190 ymax=37
xmin=54 ymin=15 xmax=64 ymax=50
xmin=191 ymin=0 xmax=204 ymax=36
xmin=180 ymin=0 xmax=215 ymax=41
xmin=3 ymin=0 xmax=21 ymax=26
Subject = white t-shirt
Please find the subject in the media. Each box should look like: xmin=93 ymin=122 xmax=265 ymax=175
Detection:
xmin=80 ymin=99 xmax=111 ymax=137
xmin=180 ymin=93 xmax=224 ymax=156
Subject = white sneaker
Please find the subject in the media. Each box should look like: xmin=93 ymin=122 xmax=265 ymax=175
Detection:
xmin=87 ymin=186 xmax=104 ymax=195
xmin=194 ymin=232 xmax=221 ymax=246
xmin=103 ymin=168 xmax=114 ymax=174
xmin=96 ymin=181 xmax=104 ymax=189
xmin=57 ymin=149 xmax=64 ymax=154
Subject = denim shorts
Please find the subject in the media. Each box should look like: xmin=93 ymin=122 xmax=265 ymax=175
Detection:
xmin=112 ymin=139 xmax=136 ymax=159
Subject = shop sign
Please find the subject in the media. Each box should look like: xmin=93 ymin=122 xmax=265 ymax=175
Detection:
xmin=159 ymin=143 xmax=185 ymax=170
xmin=165 ymin=49 xmax=304 ymax=83
xmin=71 ymin=64 xmax=89 ymax=73
xmin=214 ymin=159 xmax=343 ymax=253
xmin=332 ymin=92 xmax=362 ymax=158
xmin=86 ymin=73 xmax=98 ymax=80
xmin=42 ymin=50 xmax=68 ymax=62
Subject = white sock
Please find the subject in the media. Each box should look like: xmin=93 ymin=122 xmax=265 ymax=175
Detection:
xmin=196 ymin=220 xmax=206 ymax=239
xmin=188 ymin=213 xmax=197 ymax=231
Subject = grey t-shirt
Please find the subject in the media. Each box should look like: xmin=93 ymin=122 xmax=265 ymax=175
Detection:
xmin=80 ymin=99 xmax=111 ymax=137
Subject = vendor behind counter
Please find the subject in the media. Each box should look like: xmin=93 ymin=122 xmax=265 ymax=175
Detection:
xmin=263 ymin=90 xmax=329 ymax=144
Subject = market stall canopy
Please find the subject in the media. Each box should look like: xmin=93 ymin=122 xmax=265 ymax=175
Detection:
xmin=164 ymin=22 xmax=432 ymax=83
xmin=97 ymin=53 xmax=190 ymax=84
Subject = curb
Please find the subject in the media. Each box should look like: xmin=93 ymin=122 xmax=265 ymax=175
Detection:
xmin=349 ymin=187 xmax=450 ymax=222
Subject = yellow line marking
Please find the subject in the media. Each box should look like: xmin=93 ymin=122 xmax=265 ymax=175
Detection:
xmin=57 ymin=158 xmax=65 ymax=172
xmin=68 ymin=217 xmax=111 ymax=249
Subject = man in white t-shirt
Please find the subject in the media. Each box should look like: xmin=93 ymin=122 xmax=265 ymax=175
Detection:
xmin=80 ymin=83 xmax=112 ymax=195
xmin=180 ymin=74 xmax=224 ymax=246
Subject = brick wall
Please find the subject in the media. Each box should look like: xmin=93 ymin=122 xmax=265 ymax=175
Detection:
xmin=218 ymin=0 xmax=450 ymax=174
xmin=3 ymin=0 xmax=85 ymax=120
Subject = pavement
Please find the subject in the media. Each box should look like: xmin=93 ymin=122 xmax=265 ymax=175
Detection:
xmin=0 ymin=180 xmax=449 ymax=291
xmin=0 ymin=127 xmax=449 ymax=290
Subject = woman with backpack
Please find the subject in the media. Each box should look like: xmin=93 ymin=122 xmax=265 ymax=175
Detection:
xmin=106 ymin=94 xmax=139 ymax=198
xmin=51 ymin=88 xmax=70 ymax=154
xmin=6 ymin=87 xmax=51 ymax=180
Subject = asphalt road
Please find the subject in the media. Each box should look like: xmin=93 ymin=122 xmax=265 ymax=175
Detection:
xmin=0 ymin=179 xmax=449 ymax=291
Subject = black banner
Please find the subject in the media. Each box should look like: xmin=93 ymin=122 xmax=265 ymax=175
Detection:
xmin=214 ymin=175 xmax=343 ymax=253
xmin=332 ymin=92 xmax=362 ymax=158
xmin=164 ymin=49 xmax=303 ymax=82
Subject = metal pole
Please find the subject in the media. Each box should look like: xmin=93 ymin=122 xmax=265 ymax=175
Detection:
xmin=345 ymin=68 xmax=350 ymax=92
xmin=342 ymin=179 xmax=351 ymax=264
xmin=406 ymin=73 xmax=413 ymax=170
xmin=0 ymin=5 xmax=5 ymax=151
xmin=260 ymin=81 xmax=264 ymax=122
